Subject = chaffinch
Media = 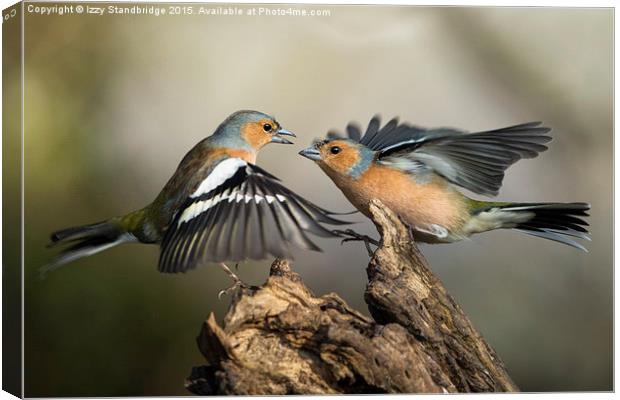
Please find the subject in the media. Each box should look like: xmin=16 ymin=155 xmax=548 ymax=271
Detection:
xmin=299 ymin=116 xmax=590 ymax=253
xmin=46 ymin=110 xmax=349 ymax=287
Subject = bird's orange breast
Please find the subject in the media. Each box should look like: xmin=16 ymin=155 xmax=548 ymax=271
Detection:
xmin=205 ymin=148 xmax=257 ymax=164
xmin=325 ymin=164 xmax=467 ymax=231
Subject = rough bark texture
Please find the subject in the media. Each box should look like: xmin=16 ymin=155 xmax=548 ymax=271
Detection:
xmin=186 ymin=200 xmax=518 ymax=394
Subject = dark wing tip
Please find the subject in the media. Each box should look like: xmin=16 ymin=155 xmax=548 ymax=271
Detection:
xmin=364 ymin=114 xmax=382 ymax=135
xmin=346 ymin=122 xmax=362 ymax=141
xmin=573 ymin=202 xmax=591 ymax=210
xmin=502 ymin=121 xmax=553 ymax=136
xmin=324 ymin=208 xmax=360 ymax=216
xmin=326 ymin=130 xmax=344 ymax=140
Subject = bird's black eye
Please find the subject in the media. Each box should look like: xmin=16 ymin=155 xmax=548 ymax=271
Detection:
xmin=330 ymin=146 xmax=341 ymax=155
xmin=263 ymin=123 xmax=272 ymax=132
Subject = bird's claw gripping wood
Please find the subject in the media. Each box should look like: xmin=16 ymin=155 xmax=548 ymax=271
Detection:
xmin=332 ymin=229 xmax=380 ymax=256
xmin=217 ymin=263 xmax=248 ymax=299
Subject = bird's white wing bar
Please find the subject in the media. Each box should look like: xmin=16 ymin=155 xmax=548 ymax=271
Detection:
xmin=178 ymin=190 xmax=289 ymax=226
xmin=159 ymin=160 xmax=349 ymax=273
xmin=343 ymin=116 xmax=552 ymax=196
xmin=374 ymin=121 xmax=552 ymax=196
xmin=190 ymin=157 xmax=247 ymax=198
xmin=178 ymin=159 xmax=293 ymax=226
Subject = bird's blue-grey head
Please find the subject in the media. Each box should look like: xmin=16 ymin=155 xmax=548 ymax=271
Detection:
xmin=210 ymin=110 xmax=296 ymax=151
xmin=299 ymin=137 xmax=376 ymax=179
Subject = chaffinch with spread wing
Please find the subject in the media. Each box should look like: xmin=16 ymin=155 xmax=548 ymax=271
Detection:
xmin=299 ymin=116 xmax=590 ymax=253
xmin=45 ymin=110 xmax=349 ymax=290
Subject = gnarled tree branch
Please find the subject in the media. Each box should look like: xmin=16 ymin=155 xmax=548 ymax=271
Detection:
xmin=186 ymin=199 xmax=518 ymax=394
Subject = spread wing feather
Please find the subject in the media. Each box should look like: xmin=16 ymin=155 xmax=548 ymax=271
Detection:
xmin=159 ymin=158 xmax=348 ymax=273
xmin=346 ymin=122 xmax=362 ymax=141
xmin=351 ymin=116 xmax=552 ymax=196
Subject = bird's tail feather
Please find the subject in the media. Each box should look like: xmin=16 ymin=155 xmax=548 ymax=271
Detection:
xmin=479 ymin=202 xmax=591 ymax=251
xmin=42 ymin=220 xmax=133 ymax=277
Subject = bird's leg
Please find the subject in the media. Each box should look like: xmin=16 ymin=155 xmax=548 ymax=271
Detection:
xmin=217 ymin=262 xmax=248 ymax=299
xmin=332 ymin=229 xmax=380 ymax=257
xmin=408 ymin=224 xmax=415 ymax=241
xmin=408 ymin=222 xmax=448 ymax=240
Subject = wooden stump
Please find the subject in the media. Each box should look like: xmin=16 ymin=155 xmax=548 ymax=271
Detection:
xmin=186 ymin=200 xmax=518 ymax=394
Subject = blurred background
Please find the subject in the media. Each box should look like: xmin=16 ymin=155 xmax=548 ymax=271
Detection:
xmin=19 ymin=4 xmax=611 ymax=396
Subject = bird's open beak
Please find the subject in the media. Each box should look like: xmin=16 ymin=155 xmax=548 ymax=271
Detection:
xmin=298 ymin=146 xmax=322 ymax=161
xmin=271 ymin=128 xmax=296 ymax=145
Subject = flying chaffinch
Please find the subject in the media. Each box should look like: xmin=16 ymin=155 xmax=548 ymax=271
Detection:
xmin=299 ymin=116 xmax=590 ymax=252
xmin=45 ymin=110 xmax=349 ymax=286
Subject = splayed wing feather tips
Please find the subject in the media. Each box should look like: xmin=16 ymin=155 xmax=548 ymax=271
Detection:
xmin=339 ymin=116 xmax=552 ymax=196
xmin=159 ymin=158 xmax=349 ymax=273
